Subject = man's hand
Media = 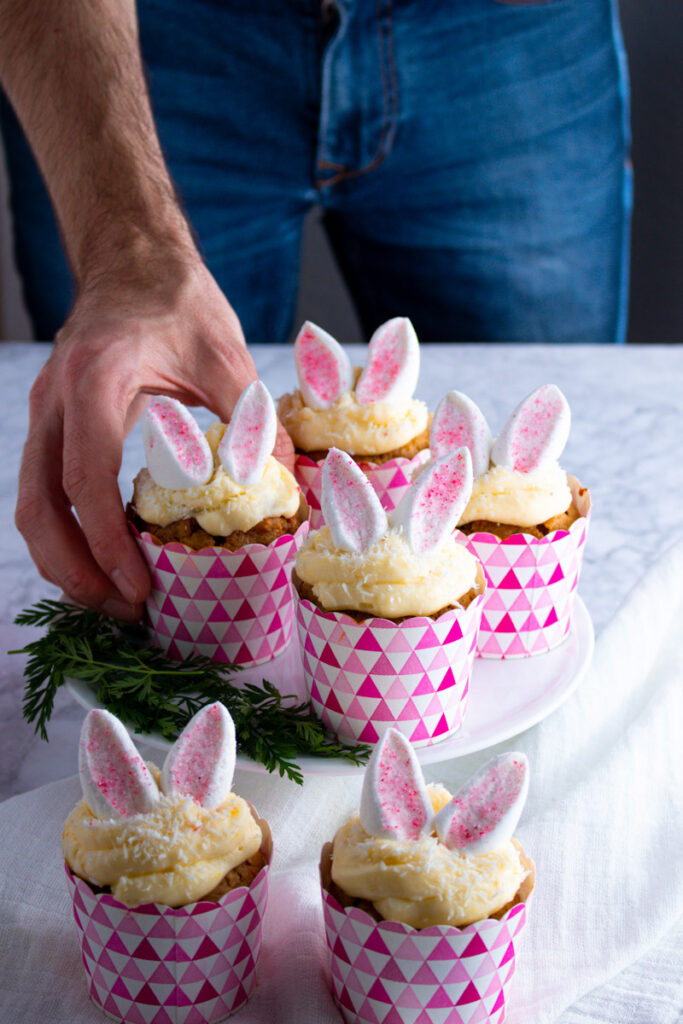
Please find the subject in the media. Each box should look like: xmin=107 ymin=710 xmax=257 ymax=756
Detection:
xmin=1 ymin=1 xmax=294 ymax=619
xmin=16 ymin=256 xmax=294 ymax=621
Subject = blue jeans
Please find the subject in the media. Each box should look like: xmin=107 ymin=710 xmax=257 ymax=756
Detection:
xmin=1 ymin=0 xmax=631 ymax=343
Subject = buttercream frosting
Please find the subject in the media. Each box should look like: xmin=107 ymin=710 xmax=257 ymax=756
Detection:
xmin=459 ymin=462 xmax=572 ymax=527
xmin=295 ymin=525 xmax=480 ymax=618
xmin=63 ymin=764 xmax=262 ymax=908
xmin=331 ymin=785 xmax=527 ymax=928
xmin=132 ymin=421 xmax=300 ymax=533
xmin=277 ymin=370 xmax=429 ymax=457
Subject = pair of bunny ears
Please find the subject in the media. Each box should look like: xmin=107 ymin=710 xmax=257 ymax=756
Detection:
xmin=321 ymin=446 xmax=473 ymax=557
xmin=294 ymin=317 xmax=420 ymax=410
xmin=79 ymin=704 xmax=236 ymax=820
xmin=143 ymin=381 xmax=277 ymax=491
xmin=430 ymin=385 xmax=571 ymax=477
xmin=360 ymin=729 xmax=529 ymax=856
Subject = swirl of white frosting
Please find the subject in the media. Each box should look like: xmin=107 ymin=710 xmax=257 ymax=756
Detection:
xmin=63 ymin=765 xmax=262 ymax=908
xmin=331 ymin=785 xmax=528 ymax=928
xmin=278 ymin=372 xmax=429 ymax=457
xmin=459 ymin=462 xmax=572 ymax=527
xmin=132 ymin=422 xmax=300 ymax=534
xmin=295 ymin=526 xmax=481 ymax=618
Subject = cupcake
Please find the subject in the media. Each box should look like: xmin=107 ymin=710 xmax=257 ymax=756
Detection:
xmin=64 ymin=703 xmax=271 ymax=1023
xmin=128 ymin=382 xmax=308 ymax=666
xmin=293 ymin=447 xmax=485 ymax=746
xmin=321 ymin=729 xmax=534 ymax=1024
xmin=429 ymin=385 xmax=591 ymax=658
xmin=277 ymin=318 xmax=431 ymax=525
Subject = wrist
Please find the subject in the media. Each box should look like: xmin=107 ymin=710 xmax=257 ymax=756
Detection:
xmin=78 ymin=209 xmax=199 ymax=291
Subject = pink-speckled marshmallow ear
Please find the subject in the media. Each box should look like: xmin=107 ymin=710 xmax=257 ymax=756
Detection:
xmin=218 ymin=380 xmax=277 ymax=486
xmin=430 ymin=390 xmax=492 ymax=477
xmin=491 ymin=384 xmax=571 ymax=473
xmin=355 ymin=317 xmax=420 ymax=407
xmin=79 ymin=709 xmax=160 ymax=820
xmin=161 ymin=702 xmax=236 ymax=810
xmin=143 ymin=396 xmax=213 ymax=489
xmin=391 ymin=447 xmax=473 ymax=555
xmin=359 ymin=728 xmax=433 ymax=841
xmin=434 ymin=752 xmax=529 ymax=855
xmin=321 ymin=447 xmax=388 ymax=553
xmin=294 ymin=321 xmax=354 ymax=410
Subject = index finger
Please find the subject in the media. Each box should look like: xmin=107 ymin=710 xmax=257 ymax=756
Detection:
xmin=61 ymin=393 xmax=150 ymax=608
xmin=17 ymin=408 xmax=146 ymax=620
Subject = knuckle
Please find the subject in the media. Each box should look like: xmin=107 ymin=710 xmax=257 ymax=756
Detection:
xmin=88 ymin=531 xmax=120 ymax=572
xmin=15 ymin=489 xmax=44 ymax=537
xmin=62 ymin=460 xmax=90 ymax=506
xmin=28 ymin=374 xmax=50 ymax=417
xmin=59 ymin=566 xmax=99 ymax=605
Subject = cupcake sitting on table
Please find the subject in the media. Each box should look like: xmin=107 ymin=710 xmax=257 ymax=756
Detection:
xmin=321 ymin=728 xmax=534 ymax=1024
xmin=63 ymin=703 xmax=271 ymax=1023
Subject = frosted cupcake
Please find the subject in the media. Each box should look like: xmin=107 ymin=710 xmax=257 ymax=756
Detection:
xmin=128 ymin=383 xmax=308 ymax=666
xmin=293 ymin=447 xmax=485 ymax=745
xmin=321 ymin=729 xmax=534 ymax=1024
xmin=429 ymin=385 xmax=591 ymax=657
xmin=64 ymin=703 xmax=271 ymax=1023
xmin=277 ymin=318 xmax=431 ymax=524
xmin=130 ymin=384 xmax=305 ymax=550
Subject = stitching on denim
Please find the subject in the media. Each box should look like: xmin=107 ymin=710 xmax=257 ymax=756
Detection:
xmin=607 ymin=0 xmax=632 ymax=344
xmin=316 ymin=0 xmax=397 ymax=190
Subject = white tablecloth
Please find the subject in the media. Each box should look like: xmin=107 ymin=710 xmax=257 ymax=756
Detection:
xmin=2 ymin=541 xmax=682 ymax=1024
xmin=2 ymin=342 xmax=683 ymax=1023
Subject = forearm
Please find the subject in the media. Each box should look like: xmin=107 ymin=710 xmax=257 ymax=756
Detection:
xmin=0 ymin=0 xmax=195 ymax=285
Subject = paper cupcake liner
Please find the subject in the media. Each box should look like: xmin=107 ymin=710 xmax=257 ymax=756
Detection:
xmin=294 ymin=451 xmax=430 ymax=529
xmin=65 ymin=817 xmax=272 ymax=1024
xmin=294 ymin=572 xmax=485 ymax=746
xmin=455 ymin=479 xmax=591 ymax=659
xmin=320 ymin=844 xmax=534 ymax=1024
xmin=132 ymin=522 xmax=308 ymax=668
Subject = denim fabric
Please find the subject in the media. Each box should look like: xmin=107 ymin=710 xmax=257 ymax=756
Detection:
xmin=1 ymin=0 xmax=631 ymax=343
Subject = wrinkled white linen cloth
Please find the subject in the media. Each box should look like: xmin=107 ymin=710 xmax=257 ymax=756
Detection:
xmin=1 ymin=542 xmax=682 ymax=1024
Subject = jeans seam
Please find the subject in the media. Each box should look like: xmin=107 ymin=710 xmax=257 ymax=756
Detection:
xmin=316 ymin=0 xmax=397 ymax=190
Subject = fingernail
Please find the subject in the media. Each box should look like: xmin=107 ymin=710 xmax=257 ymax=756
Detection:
xmin=111 ymin=568 xmax=139 ymax=604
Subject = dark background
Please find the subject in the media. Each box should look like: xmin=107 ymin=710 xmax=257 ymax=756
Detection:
xmin=294 ymin=0 xmax=683 ymax=345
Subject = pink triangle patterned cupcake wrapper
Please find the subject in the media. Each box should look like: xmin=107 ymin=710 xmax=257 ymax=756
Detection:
xmin=455 ymin=478 xmax=591 ymax=659
xmin=294 ymin=578 xmax=485 ymax=747
xmin=294 ymin=451 xmax=430 ymax=529
xmin=320 ymin=856 xmax=532 ymax=1024
xmin=131 ymin=522 xmax=308 ymax=668
xmin=65 ymin=819 xmax=272 ymax=1024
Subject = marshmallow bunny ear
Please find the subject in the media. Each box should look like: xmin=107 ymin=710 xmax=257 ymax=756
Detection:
xmin=294 ymin=321 xmax=354 ymax=410
xmin=79 ymin=709 xmax=160 ymax=819
xmin=430 ymin=391 xmax=492 ymax=478
xmin=355 ymin=317 xmax=420 ymax=407
xmin=218 ymin=380 xmax=277 ymax=486
xmin=359 ymin=728 xmax=433 ymax=841
xmin=391 ymin=448 xmax=473 ymax=555
xmin=143 ymin=397 xmax=213 ymax=489
xmin=321 ymin=448 xmax=388 ymax=553
xmin=491 ymin=384 xmax=570 ymax=473
xmin=161 ymin=703 xmax=236 ymax=810
xmin=434 ymin=752 xmax=529 ymax=855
